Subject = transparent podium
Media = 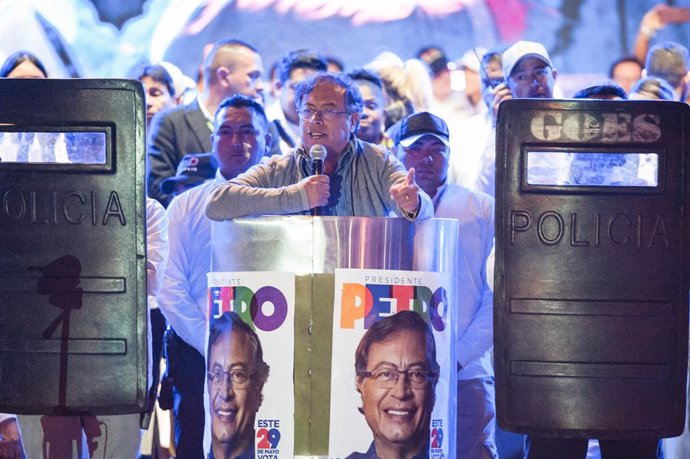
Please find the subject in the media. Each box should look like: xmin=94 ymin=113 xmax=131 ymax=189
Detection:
xmin=210 ymin=216 xmax=458 ymax=458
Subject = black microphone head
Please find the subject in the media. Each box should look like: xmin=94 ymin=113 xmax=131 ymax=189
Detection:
xmin=309 ymin=144 xmax=327 ymax=161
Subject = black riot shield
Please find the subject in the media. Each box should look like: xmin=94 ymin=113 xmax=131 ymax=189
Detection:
xmin=494 ymin=98 xmax=690 ymax=439
xmin=0 ymin=79 xmax=147 ymax=415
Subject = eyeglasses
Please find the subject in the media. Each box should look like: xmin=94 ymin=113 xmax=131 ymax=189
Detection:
xmin=207 ymin=368 xmax=252 ymax=389
xmin=298 ymin=107 xmax=347 ymax=121
xmin=511 ymin=66 xmax=551 ymax=85
xmin=360 ymin=366 xmax=437 ymax=389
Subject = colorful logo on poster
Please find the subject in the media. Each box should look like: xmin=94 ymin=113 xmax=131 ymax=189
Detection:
xmin=340 ymin=280 xmax=448 ymax=331
xmin=209 ymin=285 xmax=287 ymax=331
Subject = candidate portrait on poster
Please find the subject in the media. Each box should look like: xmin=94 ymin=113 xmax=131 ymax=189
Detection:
xmin=329 ymin=268 xmax=454 ymax=459
xmin=207 ymin=271 xmax=295 ymax=458
xmin=207 ymin=311 xmax=270 ymax=459
xmin=347 ymin=310 xmax=439 ymax=459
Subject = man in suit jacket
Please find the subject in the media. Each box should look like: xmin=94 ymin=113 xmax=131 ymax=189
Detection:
xmin=147 ymin=38 xmax=266 ymax=207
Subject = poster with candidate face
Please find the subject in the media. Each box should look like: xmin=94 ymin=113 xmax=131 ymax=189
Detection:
xmin=328 ymin=268 xmax=455 ymax=459
xmin=206 ymin=271 xmax=295 ymax=459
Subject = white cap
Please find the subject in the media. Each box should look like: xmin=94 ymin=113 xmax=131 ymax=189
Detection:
xmin=160 ymin=61 xmax=196 ymax=99
xmin=502 ymin=41 xmax=552 ymax=78
xmin=458 ymin=47 xmax=487 ymax=73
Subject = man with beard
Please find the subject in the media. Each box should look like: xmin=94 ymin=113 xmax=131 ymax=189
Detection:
xmin=475 ymin=40 xmax=558 ymax=197
xmin=348 ymin=311 xmax=439 ymax=459
xmin=206 ymin=311 xmax=269 ymax=459
xmin=395 ymin=112 xmax=497 ymax=458
xmin=158 ymin=94 xmax=271 ymax=458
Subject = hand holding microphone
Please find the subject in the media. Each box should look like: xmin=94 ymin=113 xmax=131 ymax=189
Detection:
xmin=310 ymin=144 xmax=327 ymax=175
xmin=304 ymin=144 xmax=329 ymax=213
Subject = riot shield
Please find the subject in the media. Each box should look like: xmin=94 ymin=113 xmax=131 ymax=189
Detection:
xmin=495 ymin=98 xmax=690 ymax=438
xmin=0 ymin=79 xmax=147 ymax=415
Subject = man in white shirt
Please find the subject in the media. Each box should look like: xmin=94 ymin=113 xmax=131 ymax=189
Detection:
xmin=157 ymin=94 xmax=272 ymax=458
xmin=395 ymin=111 xmax=497 ymax=459
xmin=475 ymin=40 xmax=558 ymax=197
xmin=448 ymin=46 xmax=505 ymax=189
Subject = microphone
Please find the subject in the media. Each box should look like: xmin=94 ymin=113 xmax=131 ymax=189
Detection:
xmin=310 ymin=144 xmax=327 ymax=175
xmin=309 ymin=144 xmax=327 ymax=216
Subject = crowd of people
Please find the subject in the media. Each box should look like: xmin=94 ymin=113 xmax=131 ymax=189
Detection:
xmin=1 ymin=2 xmax=690 ymax=458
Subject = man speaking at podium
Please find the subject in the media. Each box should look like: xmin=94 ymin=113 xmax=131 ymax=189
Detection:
xmin=205 ymin=73 xmax=432 ymax=221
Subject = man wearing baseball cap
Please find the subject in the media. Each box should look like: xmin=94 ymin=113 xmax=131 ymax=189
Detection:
xmin=160 ymin=152 xmax=219 ymax=197
xmin=457 ymin=47 xmax=488 ymax=115
xmin=475 ymin=40 xmax=558 ymax=197
xmin=501 ymin=40 xmax=557 ymax=99
xmin=395 ymin=111 xmax=497 ymax=459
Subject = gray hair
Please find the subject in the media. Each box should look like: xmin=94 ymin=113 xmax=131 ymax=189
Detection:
xmin=208 ymin=311 xmax=270 ymax=386
xmin=293 ymin=72 xmax=363 ymax=116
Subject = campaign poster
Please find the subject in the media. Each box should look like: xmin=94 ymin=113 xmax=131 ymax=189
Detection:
xmin=207 ymin=271 xmax=295 ymax=459
xmin=328 ymin=268 xmax=455 ymax=459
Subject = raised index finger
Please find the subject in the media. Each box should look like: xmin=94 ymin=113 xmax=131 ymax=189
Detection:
xmin=406 ymin=167 xmax=415 ymax=185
